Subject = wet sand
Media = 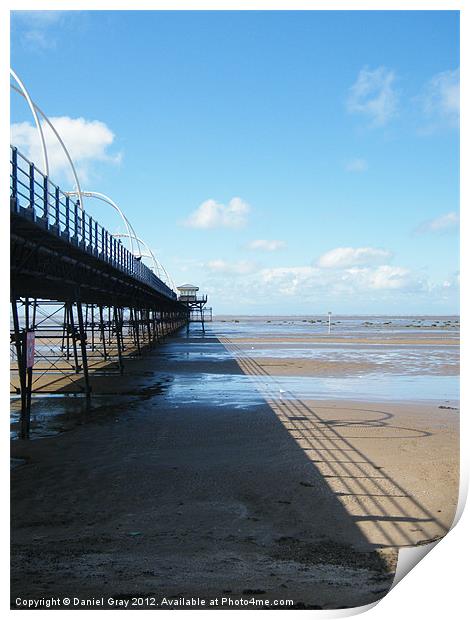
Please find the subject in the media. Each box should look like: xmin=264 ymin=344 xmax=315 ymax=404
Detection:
xmin=232 ymin=357 xmax=458 ymax=377
xmin=10 ymin=326 xmax=459 ymax=609
xmin=224 ymin=336 xmax=459 ymax=346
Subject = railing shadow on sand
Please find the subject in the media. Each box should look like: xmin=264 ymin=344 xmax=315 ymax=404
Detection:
xmin=219 ymin=337 xmax=451 ymax=550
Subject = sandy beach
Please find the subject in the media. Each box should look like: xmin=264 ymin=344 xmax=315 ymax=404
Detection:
xmin=10 ymin=319 xmax=459 ymax=609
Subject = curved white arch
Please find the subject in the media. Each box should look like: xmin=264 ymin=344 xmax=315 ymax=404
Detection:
xmin=10 ymin=81 xmax=85 ymax=210
xmin=66 ymin=193 xmax=177 ymax=292
xmin=9 ymin=73 xmax=178 ymax=293
xmin=113 ymin=233 xmax=161 ymax=276
xmin=10 ymin=69 xmax=49 ymax=176
xmin=65 ymin=190 xmax=142 ymax=257
xmin=158 ymin=264 xmax=177 ymax=294
xmin=113 ymin=233 xmax=177 ymax=292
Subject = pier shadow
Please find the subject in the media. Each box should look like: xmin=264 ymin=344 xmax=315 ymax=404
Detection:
xmin=219 ymin=336 xmax=451 ymax=549
xmin=10 ymin=328 xmax=456 ymax=609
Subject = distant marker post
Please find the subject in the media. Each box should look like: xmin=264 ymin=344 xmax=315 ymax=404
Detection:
xmin=328 ymin=312 xmax=332 ymax=334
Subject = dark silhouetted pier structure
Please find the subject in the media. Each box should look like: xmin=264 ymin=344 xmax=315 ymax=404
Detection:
xmin=10 ymin=146 xmax=190 ymax=438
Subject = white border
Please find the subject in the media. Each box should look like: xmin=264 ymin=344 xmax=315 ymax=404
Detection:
xmin=3 ymin=1 xmax=466 ymax=618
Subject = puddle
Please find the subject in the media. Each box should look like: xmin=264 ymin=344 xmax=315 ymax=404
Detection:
xmin=10 ymin=317 xmax=459 ymax=439
xmin=159 ymin=341 xmax=459 ymax=376
xmin=166 ymin=372 xmax=459 ymax=408
xmin=10 ymin=377 xmax=172 ymax=440
xmin=11 ymin=457 xmax=28 ymax=470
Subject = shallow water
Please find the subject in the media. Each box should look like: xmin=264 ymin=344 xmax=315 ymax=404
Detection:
xmin=166 ymin=372 xmax=459 ymax=407
xmin=214 ymin=315 xmax=460 ymax=339
xmin=11 ymin=315 xmax=460 ymax=441
xmin=160 ymin=340 xmax=458 ymax=376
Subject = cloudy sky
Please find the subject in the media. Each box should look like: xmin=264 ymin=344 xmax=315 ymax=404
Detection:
xmin=10 ymin=10 xmax=459 ymax=314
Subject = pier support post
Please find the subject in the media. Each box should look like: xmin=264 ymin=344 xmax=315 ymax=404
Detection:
xmin=99 ymin=305 xmax=108 ymax=359
xmin=11 ymin=296 xmax=32 ymax=439
xmin=61 ymin=303 xmax=70 ymax=357
xmin=67 ymin=302 xmax=80 ymax=373
xmin=200 ymin=304 xmax=205 ymax=334
xmin=131 ymin=308 xmax=141 ymax=355
xmin=76 ymin=296 xmax=91 ymax=400
xmin=145 ymin=309 xmax=152 ymax=346
xmin=113 ymin=305 xmax=124 ymax=374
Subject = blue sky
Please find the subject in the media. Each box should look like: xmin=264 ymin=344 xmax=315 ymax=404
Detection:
xmin=10 ymin=10 xmax=459 ymax=314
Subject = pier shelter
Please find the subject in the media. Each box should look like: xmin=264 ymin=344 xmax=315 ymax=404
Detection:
xmin=177 ymin=284 xmax=200 ymax=302
xmin=177 ymin=284 xmax=211 ymax=331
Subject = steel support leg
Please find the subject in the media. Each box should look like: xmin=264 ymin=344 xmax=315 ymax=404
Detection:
xmin=76 ymin=298 xmax=91 ymax=399
xmin=67 ymin=303 xmax=80 ymax=372
xmin=99 ymin=305 xmax=108 ymax=359
xmin=201 ymin=305 xmax=205 ymax=334
xmin=11 ymin=297 xmax=31 ymax=439
xmin=133 ymin=309 xmax=141 ymax=355
xmin=113 ymin=306 xmax=124 ymax=374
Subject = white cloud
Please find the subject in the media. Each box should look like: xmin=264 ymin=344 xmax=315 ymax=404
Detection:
xmin=182 ymin=197 xmax=250 ymax=229
xmin=11 ymin=117 xmax=121 ymax=185
xmin=316 ymin=247 xmax=393 ymax=269
xmin=415 ymin=211 xmax=459 ymax=234
xmin=197 ymin=255 xmax=417 ymax=302
xmin=13 ymin=10 xmax=65 ymax=26
xmin=179 ymin=250 xmax=455 ymax=311
xmin=252 ymin=263 xmax=416 ymax=297
xmin=347 ymin=66 xmax=398 ymax=127
xmin=23 ymin=29 xmax=55 ymax=50
xmin=348 ymin=265 xmax=413 ymax=290
xmin=206 ymin=259 xmax=258 ymax=275
xmin=12 ymin=11 xmax=68 ymax=50
xmin=345 ymin=158 xmax=368 ymax=173
xmin=247 ymin=239 xmax=286 ymax=251
xmin=421 ymin=69 xmax=459 ymax=127
xmin=259 ymin=266 xmax=319 ymax=296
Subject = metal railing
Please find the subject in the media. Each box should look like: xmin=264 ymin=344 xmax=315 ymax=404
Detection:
xmin=10 ymin=146 xmax=176 ymax=301
xmin=178 ymin=295 xmax=208 ymax=303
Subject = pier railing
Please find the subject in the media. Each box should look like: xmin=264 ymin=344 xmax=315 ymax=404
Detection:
xmin=178 ymin=295 xmax=208 ymax=303
xmin=10 ymin=146 xmax=176 ymax=301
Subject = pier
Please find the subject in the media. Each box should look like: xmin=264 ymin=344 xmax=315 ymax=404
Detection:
xmin=10 ymin=145 xmax=190 ymax=438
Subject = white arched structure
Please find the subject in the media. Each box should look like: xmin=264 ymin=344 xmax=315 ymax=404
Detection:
xmin=10 ymin=70 xmax=177 ymax=294
xmin=113 ymin=233 xmax=177 ymax=293
xmin=65 ymin=190 xmax=142 ymax=257
xmin=10 ymin=69 xmax=49 ymax=177
xmin=10 ymin=77 xmax=85 ymax=210
xmin=66 ymin=192 xmax=176 ymax=292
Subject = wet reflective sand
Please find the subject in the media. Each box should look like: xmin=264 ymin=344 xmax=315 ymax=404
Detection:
xmin=11 ymin=317 xmax=459 ymax=609
xmin=11 ymin=317 xmax=458 ymax=440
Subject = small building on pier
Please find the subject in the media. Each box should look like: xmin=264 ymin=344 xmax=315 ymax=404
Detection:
xmin=177 ymin=284 xmax=201 ymax=302
xmin=177 ymin=284 xmax=212 ymax=329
